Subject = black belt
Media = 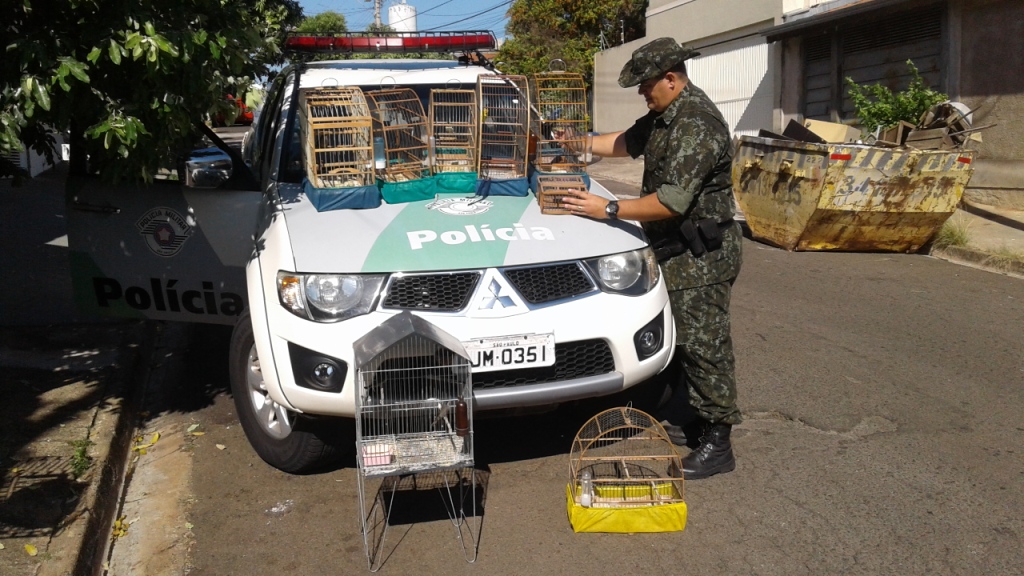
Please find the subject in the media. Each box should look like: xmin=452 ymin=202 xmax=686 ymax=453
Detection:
xmin=652 ymin=218 xmax=733 ymax=262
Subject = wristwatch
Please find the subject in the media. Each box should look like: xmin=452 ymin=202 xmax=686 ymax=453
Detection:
xmin=605 ymin=200 xmax=619 ymax=220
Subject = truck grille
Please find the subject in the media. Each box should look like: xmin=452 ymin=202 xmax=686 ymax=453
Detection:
xmin=503 ymin=262 xmax=595 ymax=304
xmin=473 ymin=339 xmax=614 ymax=389
xmin=382 ymin=272 xmax=481 ymax=311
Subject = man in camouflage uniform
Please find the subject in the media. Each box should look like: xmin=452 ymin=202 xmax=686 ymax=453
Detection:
xmin=561 ymin=37 xmax=742 ymax=479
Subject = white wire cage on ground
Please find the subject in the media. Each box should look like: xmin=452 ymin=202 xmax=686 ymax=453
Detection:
xmin=297 ymin=87 xmax=375 ymax=189
xmin=428 ymin=89 xmax=478 ymax=174
xmin=365 ymin=88 xmax=431 ymax=183
xmin=531 ymin=71 xmax=589 ymax=175
xmin=477 ymin=75 xmax=531 ymax=180
xmin=567 ymin=407 xmax=687 ymax=533
xmin=353 ymin=311 xmax=479 ymax=570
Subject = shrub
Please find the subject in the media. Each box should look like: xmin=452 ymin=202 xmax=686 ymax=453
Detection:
xmin=846 ymin=60 xmax=948 ymax=131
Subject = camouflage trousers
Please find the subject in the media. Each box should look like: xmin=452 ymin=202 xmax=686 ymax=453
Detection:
xmin=668 ymin=281 xmax=742 ymax=426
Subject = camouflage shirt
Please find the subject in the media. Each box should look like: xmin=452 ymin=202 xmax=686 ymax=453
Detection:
xmin=623 ymin=82 xmax=742 ymax=290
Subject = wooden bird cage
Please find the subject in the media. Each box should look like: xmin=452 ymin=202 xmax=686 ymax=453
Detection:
xmin=567 ymin=407 xmax=687 ymax=533
xmin=531 ymin=72 xmax=589 ymax=175
xmin=428 ymin=89 xmax=478 ymax=174
xmin=534 ymin=174 xmax=588 ymax=215
xmin=365 ymin=88 xmax=430 ymax=183
xmin=477 ymin=75 xmax=530 ymax=180
xmin=298 ymin=87 xmax=375 ymax=189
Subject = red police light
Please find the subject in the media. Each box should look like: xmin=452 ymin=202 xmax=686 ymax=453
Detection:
xmin=284 ymin=31 xmax=497 ymax=54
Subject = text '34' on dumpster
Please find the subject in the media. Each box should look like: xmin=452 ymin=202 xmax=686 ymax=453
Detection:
xmin=731 ymin=136 xmax=976 ymax=252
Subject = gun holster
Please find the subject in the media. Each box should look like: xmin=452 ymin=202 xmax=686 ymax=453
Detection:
xmin=651 ymin=238 xmax=685 ymax=262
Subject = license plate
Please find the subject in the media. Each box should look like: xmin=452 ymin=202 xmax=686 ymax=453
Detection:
xmin=464 ymin=333 xmax=555 ymax=373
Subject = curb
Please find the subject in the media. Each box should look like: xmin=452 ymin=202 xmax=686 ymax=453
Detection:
xmin=71 ymin=322 xmax=159 ymax=576
xmin=928 ymin=244 xmax=1024 ymax=278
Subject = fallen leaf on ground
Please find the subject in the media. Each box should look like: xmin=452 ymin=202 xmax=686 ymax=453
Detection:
xmin=191 ymin=431 xmax=205 ymax=436
xmin=215 ymin=444 xmax=226 ymax=450
xmin=187 ymin=424 xmax=200 ymax=433
xmin=150 ymin=432 xmax=160 ymax=444
xmin=0 ymin=542 xmax=5 ymax=549
xmin=25 ymin=544 xmax=38 ymax=556
xmin=112 ymin=515 xmax=130 ymax=539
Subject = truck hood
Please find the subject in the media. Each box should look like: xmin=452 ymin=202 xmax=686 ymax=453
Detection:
xmin=278 ymin=181 xmax=648 ymax=273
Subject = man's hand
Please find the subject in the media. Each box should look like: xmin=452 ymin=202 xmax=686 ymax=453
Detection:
xmin=560 ymin=188 xmax=610 ymax=219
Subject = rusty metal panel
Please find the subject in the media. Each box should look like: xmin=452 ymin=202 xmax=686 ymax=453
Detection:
xmin=732 ymin=136 xmax=976 ymax=252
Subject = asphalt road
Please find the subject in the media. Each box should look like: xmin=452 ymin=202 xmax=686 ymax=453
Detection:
xmin=107 ymin=235 xmax=1023 ymax=575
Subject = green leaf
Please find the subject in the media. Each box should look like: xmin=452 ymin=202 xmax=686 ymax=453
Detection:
xmin=109 ymin=40 xmax=122 ymax=65
xmin=209 ymin=41 xmax=220 ymax=59
xmin=87 ymin=47 xmax=101 ymax=63
xmin=65 ymin=59 xmax=90 ymax=83
xmin=32 ymin=81 xmax=50 ymax=111
xmin=132 ymin=44 xmax=143 ymax=60
xmin=144 ymin=21 xmax=156 ymax=36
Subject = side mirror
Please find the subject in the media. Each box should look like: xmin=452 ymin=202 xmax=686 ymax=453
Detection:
xmin=185 ymin=147 xmax=233 ymax=189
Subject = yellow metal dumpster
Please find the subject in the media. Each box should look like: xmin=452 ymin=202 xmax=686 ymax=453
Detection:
xmin=732 ymin=136 xmax=976 ymax=252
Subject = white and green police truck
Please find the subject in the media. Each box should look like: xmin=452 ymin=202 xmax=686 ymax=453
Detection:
xmin=67 ymin=32 xmax=674 ymax=473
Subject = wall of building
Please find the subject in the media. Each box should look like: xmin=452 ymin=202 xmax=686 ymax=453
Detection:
xmin=956 ymin=0 xmax=1024 ymax=207
xmin=592 ymin=39 xmax=650 ymax=133
xmin=593 ymin=0 xmax=785 ymax=134
xmin=645 ymin=0 xmax=780 ymax=42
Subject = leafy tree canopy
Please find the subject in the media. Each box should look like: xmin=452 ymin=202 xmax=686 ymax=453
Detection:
xmin=1 ymin=0 xmax=302 ymax=182
xmin=497 ymin=0 xmax=646 ymax=86
xmin=295 ymin=10 xmax=348 ymax=34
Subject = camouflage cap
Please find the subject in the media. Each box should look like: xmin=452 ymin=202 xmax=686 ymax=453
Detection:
xmin=618 ymin=37 xmax=700 ymax=88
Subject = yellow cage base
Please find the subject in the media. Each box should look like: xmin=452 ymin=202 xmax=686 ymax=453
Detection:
xmin=565 ymin=484 xmax=687 ymax=533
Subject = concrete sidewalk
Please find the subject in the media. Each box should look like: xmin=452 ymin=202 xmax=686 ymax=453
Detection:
xmin=0 ymin=164 xmax=156 ymax=576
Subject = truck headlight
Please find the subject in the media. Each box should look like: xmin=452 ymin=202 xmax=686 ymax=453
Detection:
xmin=583 ymin=247 xmax=660 ymax=295
xmin=277 ymin=272 xmax=387 ymax=322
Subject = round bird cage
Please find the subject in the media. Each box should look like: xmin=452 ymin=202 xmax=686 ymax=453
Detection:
xmin=567 ymin=407 xmax=687 ymax=533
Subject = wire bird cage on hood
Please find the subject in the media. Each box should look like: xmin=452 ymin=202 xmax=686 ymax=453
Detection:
xmin=428 ymin=88 xmax=478 ymax=174
xmin=476 ymin=74 xmax=531 ymax=180
xmin=567 ymin=407 xmax=687 ymax=533
xmin=365 ymin=88 xmax=431 ymax=183
xmin=531 ymin=71 xmax=589 ymax=175
xmin=298 ymin=87 xmax=375 ymax=189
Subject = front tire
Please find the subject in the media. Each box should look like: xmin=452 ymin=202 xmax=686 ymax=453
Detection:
xmin=229 ymin=312 xmax=353 ymax=473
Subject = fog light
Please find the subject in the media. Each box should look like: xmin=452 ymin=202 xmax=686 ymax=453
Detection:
xmin=633 ymin=314 xmax=665 ymax=361
xmin=288 ymin=342 xmax=347 ymax=393
xmin=313 ymin=362 xmax=336 ymax=384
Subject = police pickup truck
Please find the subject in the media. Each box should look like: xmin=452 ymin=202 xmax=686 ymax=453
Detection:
xmin=67 ymin=32 xmax=674 ymax=473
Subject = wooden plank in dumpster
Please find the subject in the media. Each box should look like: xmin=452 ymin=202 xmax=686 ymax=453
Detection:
xmin=732 ymin=136 xmax=976 ymax=252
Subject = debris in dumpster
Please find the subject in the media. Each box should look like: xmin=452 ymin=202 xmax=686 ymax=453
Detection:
xmin=781 ymin=119 xmax=826 ymax=144
xmin=803 ymin=119 xmax=861 ymax=144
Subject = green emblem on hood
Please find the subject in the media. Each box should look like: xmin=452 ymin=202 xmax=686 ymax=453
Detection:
xmin=361 ymin=195 xmax=554 ymax=272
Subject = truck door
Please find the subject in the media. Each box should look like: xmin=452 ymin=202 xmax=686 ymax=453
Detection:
xmin=66 ymin=75 xmax=289 ymax=325
xmin=67 ymin=173 xmax=259 ymax=326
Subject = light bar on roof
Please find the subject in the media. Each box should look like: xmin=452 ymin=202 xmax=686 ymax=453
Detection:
xmin=284 ymin=31 xmax=497 ymax=54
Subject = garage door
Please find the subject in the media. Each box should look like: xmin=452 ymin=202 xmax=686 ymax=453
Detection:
xmin=804 ymin=4 xmax=943 ymax=121
xmin=688 ymin=35 xmax=774 ymax=137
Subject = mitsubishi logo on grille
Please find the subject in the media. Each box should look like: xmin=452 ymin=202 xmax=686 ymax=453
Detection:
xmin=480 ymin=278 xmax=515 ymax=309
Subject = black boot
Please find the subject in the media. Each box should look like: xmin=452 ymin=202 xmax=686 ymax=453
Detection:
xmin=682 ymin=424 xmax=735 ymax=480
xmin=660 ymin=418 xmax=708 ymax=449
